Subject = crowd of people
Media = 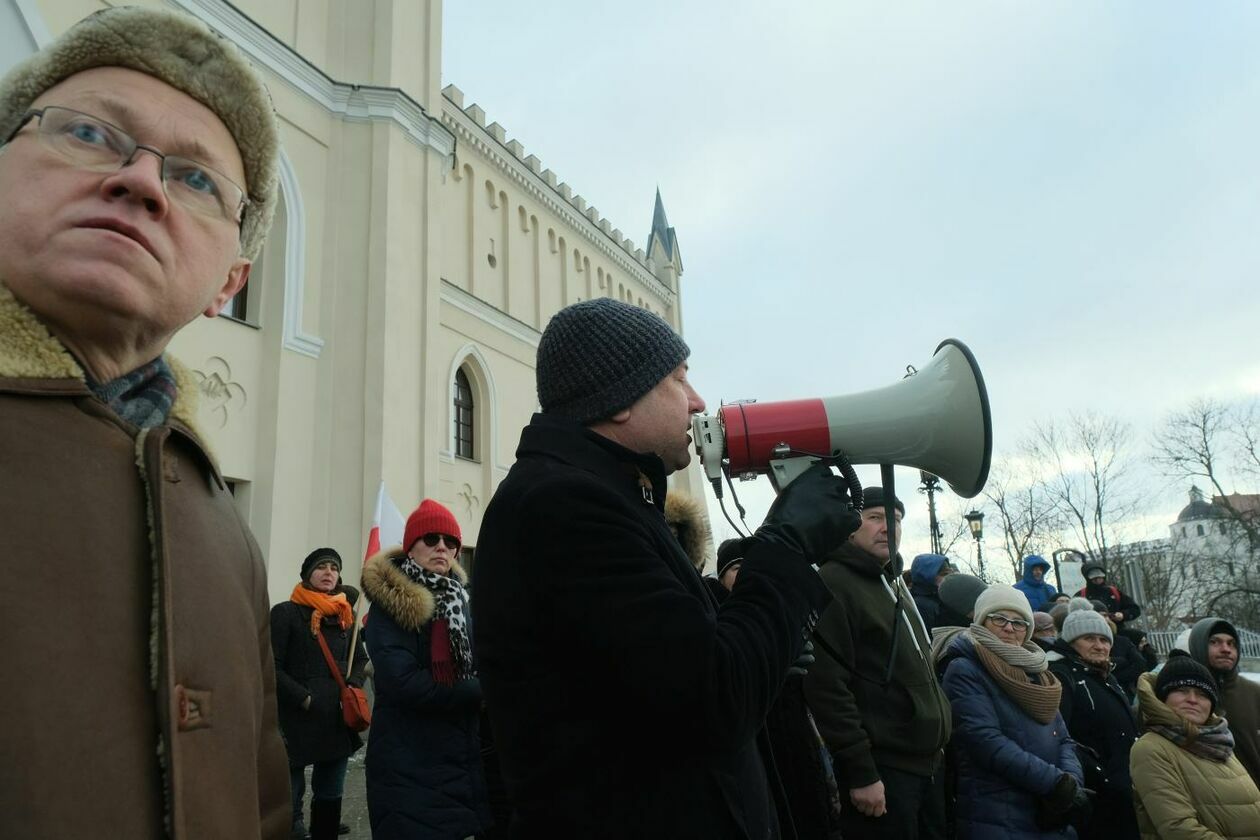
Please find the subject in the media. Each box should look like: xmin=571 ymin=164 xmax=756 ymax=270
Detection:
xmin=5 ymin=7 xmax=1260 ymax=839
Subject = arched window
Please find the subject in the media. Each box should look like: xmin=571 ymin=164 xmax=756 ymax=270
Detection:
xmin=454 ymin=368 xmax=475 ymax=460
xmin=1196 ymin=524 xmax=1205 ymax=537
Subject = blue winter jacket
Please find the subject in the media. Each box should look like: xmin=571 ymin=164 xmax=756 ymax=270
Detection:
xmin=1013 ymin=556 xmax=1058 ymax=611
xmin=942 ymin=635 xmax=1082 ymax=840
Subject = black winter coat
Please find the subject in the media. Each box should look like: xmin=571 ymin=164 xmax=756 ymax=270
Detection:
xmin=472 ymin=414 xmax=831 ymax=840
xmin=361 ymin=553 xmax=491 ymax=840
xmin=1076 ymin=582 xmax=1140 ymax=625
xmin=1108 ymin=633 xmax=1148 ymax=699
xmin=1046 ymin=642 xmax=1140 ymax=840
xmin=911 ymin=580 xmax=943 ymax=632
xmin=270 ymin=592 xmax=368 ymax=767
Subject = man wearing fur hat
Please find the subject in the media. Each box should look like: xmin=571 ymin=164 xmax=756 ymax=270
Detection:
xmin=473 ymin=298 xmax=860 ymax=839
xmin=0 ymin=7 xmax=288 ymax=837
xmin=1185 ymin=616 xmax=1260 ymax=787
xmin=804 ymin=487 xmax=952 ymax=840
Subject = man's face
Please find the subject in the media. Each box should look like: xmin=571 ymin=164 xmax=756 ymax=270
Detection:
xmin=1089 ymin=573 xmax=1105 ymax=586
xmin=849 ymin=507 xmax=903 ymax=561
xmin=1030 ymin=566 xmax=1044 ymax=582
xmin=1207 ymin=632 xmax=1238 ymax=672
xmin=0 ymin=67 xmax=250 ymax=367
xmin=610 ymin=362 xmax=705 ymax=473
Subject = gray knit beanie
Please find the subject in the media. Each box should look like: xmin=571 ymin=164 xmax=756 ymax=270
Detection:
xmin=0 ymin=6 xmax=279 ymax=260
xmin=537 ymin=299 xmax=690 ymax=423
xmin=938 ymin=573 xmax=988 ymax=620
xmin=1067 ymin=596 xmax=1095 ymax=613
xmin=1062 ymin=609 xmax=1113 ymax=643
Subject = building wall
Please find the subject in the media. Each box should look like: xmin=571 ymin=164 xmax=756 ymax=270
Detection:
xmin=19 ymin=0 xmax=708 ymax=604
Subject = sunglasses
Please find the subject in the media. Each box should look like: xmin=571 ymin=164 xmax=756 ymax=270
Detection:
xmin=985 ymin=613 xmax=1031 ymax=631
xmin=420 ymin=533 xmax=461 ymax=551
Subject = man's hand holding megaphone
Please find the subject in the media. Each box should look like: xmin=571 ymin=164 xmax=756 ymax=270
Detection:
xmin=753 ymin=462 xmax=863 ymax=563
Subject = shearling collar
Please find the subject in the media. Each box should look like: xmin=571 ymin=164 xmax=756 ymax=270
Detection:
xmin=361 ymin=546 xmax=469 ymax=632
xmin=0 ymin=283 xmax=201 ymax=431
xmin=664 ymin=490 xmax=711 ymax=571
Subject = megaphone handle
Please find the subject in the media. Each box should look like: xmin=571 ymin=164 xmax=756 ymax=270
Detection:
xmin=880 ymin=463 xmax=898 ymax=555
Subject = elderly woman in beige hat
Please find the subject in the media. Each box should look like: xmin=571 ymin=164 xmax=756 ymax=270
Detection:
xmin=940 ymin=584 xmax=1086 ymax=839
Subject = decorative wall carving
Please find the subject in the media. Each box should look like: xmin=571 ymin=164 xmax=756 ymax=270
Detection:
xmin=192 ymin=356 xmax=248 ymax=428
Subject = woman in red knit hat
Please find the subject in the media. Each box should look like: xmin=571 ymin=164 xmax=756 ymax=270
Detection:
xmin=360 ymin=499 xmax=492 ymax=839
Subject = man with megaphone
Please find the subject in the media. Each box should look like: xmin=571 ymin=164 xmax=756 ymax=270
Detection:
xmin=473 ymin=299 xmax=862 ymax=840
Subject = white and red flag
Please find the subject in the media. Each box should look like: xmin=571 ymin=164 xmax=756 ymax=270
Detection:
xmin=364 ymin=480 xmax=406 ymax=564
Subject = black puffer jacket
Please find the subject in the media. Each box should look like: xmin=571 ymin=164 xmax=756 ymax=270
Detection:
xmin=270 ymin=587 xmax=368 ymax=766
xmin=362 ymin=552 xmax=491 ymax=840
xmin=1046 ymin=641 xmax=1138 ymax=796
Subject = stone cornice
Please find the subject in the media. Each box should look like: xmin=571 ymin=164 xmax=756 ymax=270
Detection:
xmin=168 ymin=0 xmax=455 ymax=157
xmin=440 ymin=280 xmax=541 ymax=349
xmin=441 ymin=99 xmax=675 ymax=307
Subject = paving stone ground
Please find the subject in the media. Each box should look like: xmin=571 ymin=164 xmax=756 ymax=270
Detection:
xmin=292 ymin=742 xmax=369 ymax=839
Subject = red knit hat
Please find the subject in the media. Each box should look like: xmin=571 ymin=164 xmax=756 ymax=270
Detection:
xmin=402 ymin=499 xmax=462 ymax=553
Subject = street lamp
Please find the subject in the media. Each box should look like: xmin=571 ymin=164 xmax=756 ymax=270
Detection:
xmin=919 ymin=470 xmax=943 ymax=555
xmin=964 ymin=510 xmax=985 ymax=580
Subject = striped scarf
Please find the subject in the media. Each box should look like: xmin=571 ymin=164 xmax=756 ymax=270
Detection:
xmin=1149 ymin=717 xmax=1236 ymax=763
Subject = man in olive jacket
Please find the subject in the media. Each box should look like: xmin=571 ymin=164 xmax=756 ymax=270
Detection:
xmin=804 ymin=488 xmax=952 ymax=840
xmin=0 ymin=8 xmax=289 ymax=837
xmin=474 ymin=299 xmax=860 ymax=839
xmin=1187 ymin=616 xmax=1260 ymax=787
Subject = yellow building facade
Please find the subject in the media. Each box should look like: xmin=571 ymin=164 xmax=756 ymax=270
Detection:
xmin=6 ymin=0 xmax=705 ymax=603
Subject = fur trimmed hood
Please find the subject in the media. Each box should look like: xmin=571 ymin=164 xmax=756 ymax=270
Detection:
xmin=0 ymin=284 xmax=202 ymax=433
xmin=664 ymin=490 xmax=711 ymax=572
xmin=361 ymin=546 xmax=468 ymax=633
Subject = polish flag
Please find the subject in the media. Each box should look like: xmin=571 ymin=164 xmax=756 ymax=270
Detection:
xmin=364 ymin=480 xmax=406 ymax=564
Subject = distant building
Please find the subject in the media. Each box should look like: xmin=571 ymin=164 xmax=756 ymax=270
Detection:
xmin=6 ymin=0 xmax=708 ymax=603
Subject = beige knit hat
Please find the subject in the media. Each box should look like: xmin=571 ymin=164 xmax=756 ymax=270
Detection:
xmin=0 ymin=5 xmax=279 ymax=260
xmin=973 ymin=584 xmax=1034 ymax=628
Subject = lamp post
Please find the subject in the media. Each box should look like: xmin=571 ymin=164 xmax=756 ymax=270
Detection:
xmin=965 ymin=510 xmax=985 ymax=580
xmin=919 ymin=470 xmax=943 ymax=555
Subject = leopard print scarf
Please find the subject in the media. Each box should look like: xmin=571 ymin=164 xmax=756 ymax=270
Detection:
xmin=400 ymin=557 xmax=476 ymax=685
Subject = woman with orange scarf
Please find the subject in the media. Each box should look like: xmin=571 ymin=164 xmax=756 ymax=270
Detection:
xmin=270 ymin=548 xmax=368 ymax=840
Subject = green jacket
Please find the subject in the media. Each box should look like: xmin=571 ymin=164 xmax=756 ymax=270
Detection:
xmin=1131 ymin=673 xmax=1260 ymax=840
xmin=803 ymin=542 xmax=951 ymax=788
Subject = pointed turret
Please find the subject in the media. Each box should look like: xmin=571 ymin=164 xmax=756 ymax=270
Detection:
xmin=645 ymin=189 xmax=682 ymax=289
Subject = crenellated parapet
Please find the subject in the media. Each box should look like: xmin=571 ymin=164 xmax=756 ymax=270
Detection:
xmin=441 ymin=83 xmax=674 ymax=304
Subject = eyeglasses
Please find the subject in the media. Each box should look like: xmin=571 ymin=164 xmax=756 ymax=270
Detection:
xmin=4 ymin=106 xmax=249 ymax=224
xmin=421 ymin=533 xmax=461 ymax=551
xmin=985 ymin=613 xmax=1031 ymax=631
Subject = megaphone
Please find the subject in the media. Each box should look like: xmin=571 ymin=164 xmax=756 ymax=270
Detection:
xmin=691 ymin=338 xmax=993 ymax=497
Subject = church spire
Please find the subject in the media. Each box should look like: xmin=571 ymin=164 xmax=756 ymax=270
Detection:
xmin=645 ymin=188 xmax=681 ymax=270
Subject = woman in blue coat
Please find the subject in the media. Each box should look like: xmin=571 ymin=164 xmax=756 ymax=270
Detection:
xmin=942 ymin=585 xmax=1087 ymax=839
xmin=361 ymin=499 xmax=492 ymax=840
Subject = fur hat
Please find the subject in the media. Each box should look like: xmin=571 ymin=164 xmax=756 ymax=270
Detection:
xmin=938 ymin=573 xmax=987 ymax=621
xmin=1062 ymin=609 xmax=1113 ymax=643
xmin=973 ymin=584 xmax=1034 ymax=629
xmin=1156 ymin=654 xmax=1219 ymax=713
xmin=300 ymin=547 xmax=341 ymax=581
xmin=402 ymin=499 xmax=462 ymax=554
xmin=0 ymin=6 xmax=279 ymax=260
xmin=664 ymin=490 xmax=711 ymax=572
xmin=536 ymin=298 xmax=689 ymax=424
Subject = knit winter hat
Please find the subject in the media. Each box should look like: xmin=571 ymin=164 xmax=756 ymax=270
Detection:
xmin=860 ymin=486 xmax=905 ymax=515
xmin=0 ymin=6 xmax=279 ymax=260
xmin=402 ymin=499 xmax=462 ymax=554
xmin=939 ymin=573 xmax=988 ymax=620
xmin=536 ymin=299 xmax=690 ymax=424
xmin=1156 ymin=654 xmax=1219 ymax=713
xmin=1067 ymin=596 xmax=1095 ymax=613
xmin=715 ymin=537 xmax=748 ymax=578
xmin=1062 ymin=609 xmax=1113 ymax=643
xmin=300 ymin=547 xmax=342 ymax=581
xmin=973 ymin=584 xmax=1034 ymax=629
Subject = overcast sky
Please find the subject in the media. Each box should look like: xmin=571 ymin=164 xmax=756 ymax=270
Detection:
xmin=443 ymin=3 xmax=1257 ymax=578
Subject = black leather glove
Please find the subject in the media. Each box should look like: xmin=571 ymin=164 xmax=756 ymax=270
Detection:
xmin=1036 ymin=774 xmax=1092 ymax=829
xmin=754 ymin=462 xmax=862 ymax=562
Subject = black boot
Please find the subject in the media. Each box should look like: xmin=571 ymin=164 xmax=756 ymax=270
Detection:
xmin=289 ymin=814 xmax=309 ymax=840
xmin=338 ymin=822 xmax=350 ymax=836
xmin=309 ymin=798 xmax=343 ymax=840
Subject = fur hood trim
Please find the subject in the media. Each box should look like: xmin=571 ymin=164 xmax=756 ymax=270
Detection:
xmin=360 ymin=546 xmax=468 ymax=632
xmin=0 ymin=285 xmax=202 ymax=434
xmin=664 ymin=490 xmax=711 ymax=572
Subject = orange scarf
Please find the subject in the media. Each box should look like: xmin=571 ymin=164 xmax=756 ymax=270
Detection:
xmin=289 ymin=583 xmax=353 ymax=637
